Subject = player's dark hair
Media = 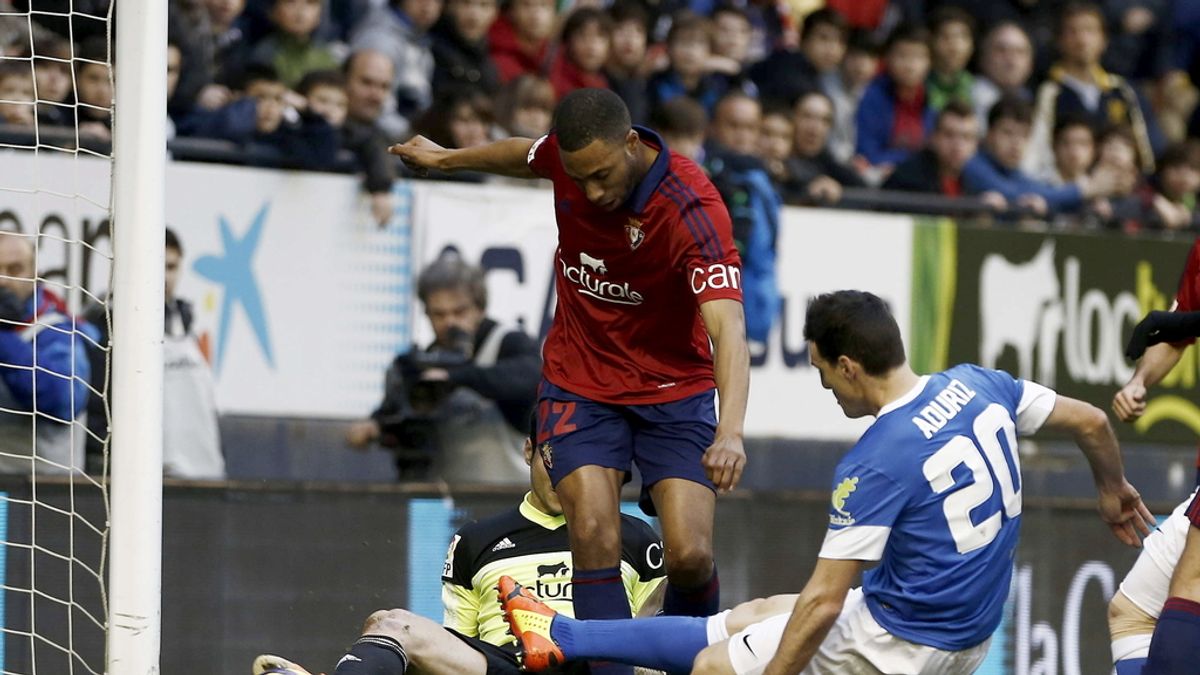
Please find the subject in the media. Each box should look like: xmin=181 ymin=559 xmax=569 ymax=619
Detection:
xmin=935 ymin=100 xmax=974 ymax=129
xmin=554 ymin=88 xmax=632 ymax=152
xmin=165 ymin=227 xmax=183 ymax=256
xmin=297 ymin=69 xmax=346 ymax=96
xmin=987 ymin=95 xmax=1032 ymax=129
xmin=527 ymin=406 xmax=539 ymax=442
xmin=417 ymin=249 xmax=488 ymax=310
xmin=803 ymin=291 xmax=906 ymax=376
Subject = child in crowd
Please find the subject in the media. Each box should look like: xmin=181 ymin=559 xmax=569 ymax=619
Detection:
xmin=249 ymin=0 xmax=340 ymax=89
xmin=488 ymin=0 xmax=555 ymax=83
xmin=854 ymin=24 xmax=934 ymax=178
xmin=926 ymin=7 xmax=974 ymax=110
xmin=605 ymin=0 xmax=650 ymax=124
xmin=75 ymin=37 xmax=113 ymax=140
xmin=548 ymin=7 xmax=611 ymax=98
xmin=495 ymin=74 xmax=555 ymax=138
xmin=1048 ymin=115 xmax=1096 ymax=186
xmin=647 ymin=12 xmax=738 ymax=115
xmin=20 ymin=34 xmax=71 ymax=127
xmin=0 ymin=62 xmax=34 ymax=127
xmin=430 ymin=0 xmax=500 ymax=100
xmin=710 ymin=5 xmax=754 ymax=81
xmin=299 ymin=69 xmax=396 ymax=225
xmin=649 ymin=95 xmax=707 ymax=161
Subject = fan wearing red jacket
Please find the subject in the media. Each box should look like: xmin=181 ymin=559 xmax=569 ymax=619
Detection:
xmin=391 ymin=88 xmax=749 ymax=675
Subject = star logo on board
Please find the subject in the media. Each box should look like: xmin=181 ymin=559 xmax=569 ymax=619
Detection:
xmin=625 ymin=217 xmax=645 ymax=250
xmin=194 ymin=203 xmax=275 ymax=373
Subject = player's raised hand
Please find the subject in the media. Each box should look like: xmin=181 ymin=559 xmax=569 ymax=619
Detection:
xmin=1112 ymin=380 xmax=1147 ymax=422
xmin=389 ymin=134 xmax=449 ymax=176
xmin=1096 ymin=480 xmax=1157 ymax=547
xmin=703 ymin=433 xmax=746 ymax=494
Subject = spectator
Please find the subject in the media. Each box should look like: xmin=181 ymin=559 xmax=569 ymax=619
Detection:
xmin=495 ymin=74 xmax=555 ymax=138
xmin=345 ymin=251 xmax=540 ymax=482
xmin=25 ymin=33 xmax=71 ymax=127
xmin=180 ymin=64 xmax=340 ymax=170
xmin=854 ymin=23 xmax=935 ymax=175
xmin=1026 ymin=2 xmax=1156 ymax=178
xmin=191 ymin=0 xmax=253 ymax=112
xmin=548 ymin=8 xmax=612 ymax=98
xmin=970 ymin=21 xmax=1034 ymax=131
xmin=351 ymin=0 xmax=442 ymax=121
xmin=417 ymin=89 xmax=493 ymax=149
xmin=963 ymin=96 xmax=1124 ymax=215
xmin=1142 ymin=141 xmax=1200 ymax=231
xmin=75 ymin=37 xmax=113 ymax=141
xmin=709 ymin=5 xmax=755 ymax=81
xmin=883 ymin=100 xmax=979 ymax=196
xmin=703 ymin=93 xmax=781 ymax=346
xmin=647 ymin=11 xmax=740 ymax=116
xmin=85 ymin=229 xmax=226 ymax=479
xmin=926 ymin=6 xmax=974 ymax=111
xmin=826 ymin=29 xmax=879 ymax=163
xmin=605 ymin=0 xmax=651 ymax=125
xmin=649 ymin=94 xmax=707 ymax=161
xmin=0 ymin=62 xmax=34 ymax=127
xmin=1047 ymin=114 xmax=1096 ymax=186
xmin=487 ymin=0 xmax=554 ymax=84
xmin=430 ymin=0 xmax=500 ymax=100
xmin=299 ymin=69 xmax=396 ymax=225
xmin=0 ymin=233 xmax=92 ymax=475
xmin=758 ymin=103 xmax=806 ymax=199
xmin=794 ymin=89 xmax=864 ymax=199
xmin=248 ymin=0 xmax=340 ymax=89
xmin=749 ymin=7 xmax=848 ymax=108
xmin=343 ymin=49 xmax=409 ymax=142
xmin=1093 ymin=125 xmax=1148 ymax=227
xmin=167 ymin=40 xmax=183 ymax=140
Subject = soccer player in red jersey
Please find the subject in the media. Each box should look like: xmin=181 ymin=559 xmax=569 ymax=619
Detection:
xmin=391 ymin=88 xmax=749 ymax=675
xmin=1114 ymin=236 xmax=1200 ymax=487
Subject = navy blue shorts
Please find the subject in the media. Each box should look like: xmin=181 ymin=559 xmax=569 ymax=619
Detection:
xmin=535 ymin=379 xmax=717 ymax=503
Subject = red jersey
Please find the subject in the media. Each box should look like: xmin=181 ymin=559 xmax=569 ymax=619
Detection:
xmin=1173 ymin=236 xmax=1200 ymax=345
xmin=527 ymin=127 xmax=743 ymax=404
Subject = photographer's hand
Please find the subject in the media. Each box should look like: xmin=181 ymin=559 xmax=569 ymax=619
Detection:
xmin=420 ymin=368 xmax=450 ymax=381
xmin=345 ymin=419 xmax=381 ymax=449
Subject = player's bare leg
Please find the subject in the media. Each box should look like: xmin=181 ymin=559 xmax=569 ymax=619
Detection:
xmin=333 ymin=609 xmax=487 ymax=675
xmin=651 ymin=478 xmax=719 ymax=614
xmin=555 ymin=465 xmax=633 ymax=674
xmin=725 ymin=594 xmax=799 ymax=633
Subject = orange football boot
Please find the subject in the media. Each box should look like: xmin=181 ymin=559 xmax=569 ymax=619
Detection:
xmin=498 ymin=575 xmax=566 ymax=671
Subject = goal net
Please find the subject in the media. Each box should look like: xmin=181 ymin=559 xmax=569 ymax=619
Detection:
xmin=0 ymin=2 xmax=123 ymax=672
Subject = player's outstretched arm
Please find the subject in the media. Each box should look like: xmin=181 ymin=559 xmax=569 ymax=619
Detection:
xmin=1040 ymin=395 xmax=1156 ymax=547
xmin=700 ymin=298 xmax=750 ymax=493
xmin=1114 ymin=341 xmax=1186 ymax=423
xmin=759 ymin=558 xmax=860 ymax=675
xmin=388 ymin=135 xmax=538 ymax=179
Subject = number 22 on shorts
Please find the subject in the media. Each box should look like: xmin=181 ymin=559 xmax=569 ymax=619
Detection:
xmin=538 ymin=400 xmax=579 ymax=441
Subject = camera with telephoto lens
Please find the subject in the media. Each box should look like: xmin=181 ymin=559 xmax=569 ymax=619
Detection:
xmin=378 ymin=327 xmax=474 ymax=454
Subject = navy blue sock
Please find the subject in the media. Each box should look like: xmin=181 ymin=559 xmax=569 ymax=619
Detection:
xmin=550 ymin=613 xmax=709 ymax=673
xmin=1144 ymin=597 xmax=1200 ymax=674
xmin=571 ymin=567 xmax=633 ymax=675
xmin=662 ymin=565 xmax=719 ymax=617
xmin=333 ymin=635 xmax=409 ymax=674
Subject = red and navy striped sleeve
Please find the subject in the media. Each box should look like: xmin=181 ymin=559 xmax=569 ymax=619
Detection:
xmin=661 ymin=166 xmax=743 ymax=305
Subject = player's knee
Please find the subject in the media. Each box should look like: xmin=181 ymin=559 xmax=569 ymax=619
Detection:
xmin=665 ymin=543 xmax=714 ymax=584
xmin=691 ymin=645 xmax=727 ymax=675
xmin=570 ymin=515 xmax=621 ymax=557
xmin=361 ymin=608 xmax=422 ymax=646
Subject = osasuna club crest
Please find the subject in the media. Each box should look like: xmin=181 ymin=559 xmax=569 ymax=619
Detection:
xmin=625 ymin=218 xmax=645 ymax=250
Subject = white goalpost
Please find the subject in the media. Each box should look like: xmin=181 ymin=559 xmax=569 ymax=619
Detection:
xmin=105 ymin=0 xmax=167 ymax=672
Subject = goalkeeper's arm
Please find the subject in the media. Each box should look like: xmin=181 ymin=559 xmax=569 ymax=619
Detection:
xmin=389 ymin=135 xmax=537 ymax=179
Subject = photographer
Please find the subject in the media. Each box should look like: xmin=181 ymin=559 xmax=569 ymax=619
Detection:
xmin=346 ymin=252 xmax=540 ymax=482
xmin=0 ymin=234 xmax=94 ymax=474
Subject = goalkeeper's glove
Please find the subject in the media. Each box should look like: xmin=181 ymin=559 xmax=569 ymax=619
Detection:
xmin=1126 ymin=310 xmax=1200 ymax=361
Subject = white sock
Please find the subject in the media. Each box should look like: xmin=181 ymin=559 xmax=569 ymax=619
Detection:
xmin=706 ymin=609 xmax=733 ymax=645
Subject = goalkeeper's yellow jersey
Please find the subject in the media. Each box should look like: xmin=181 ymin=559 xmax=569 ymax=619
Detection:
xmin=442 ymin=493 xmax=666 ymax=649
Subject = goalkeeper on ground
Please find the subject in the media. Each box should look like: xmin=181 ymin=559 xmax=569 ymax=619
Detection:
xmin=253 ymin=410 xmax=666 ymax=675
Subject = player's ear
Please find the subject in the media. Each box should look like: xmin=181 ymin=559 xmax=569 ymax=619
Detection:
xmin=625 ymin=129 xmax=640 ymax=155
xmin=837 ymin=355 xmax=857 ymax=379
xmin=523 ymin=438 xmax=534 ymax=466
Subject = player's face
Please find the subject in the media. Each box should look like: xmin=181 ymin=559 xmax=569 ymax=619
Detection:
xmin=424 ymin=287 xmax=485 ymax=348
xmin=524 ymin=439 xmax=563 ymax=515
xmin=560 ymin=131 xmax=640 ymax=212
xmin=809 ymin=342 xmax=871 ymax=418
xmin=165 ymin=246 xmax=182 ymax=302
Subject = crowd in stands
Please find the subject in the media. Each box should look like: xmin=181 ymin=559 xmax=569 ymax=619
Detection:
xmin=1 ymin=0 xmax=1200 ymax=233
